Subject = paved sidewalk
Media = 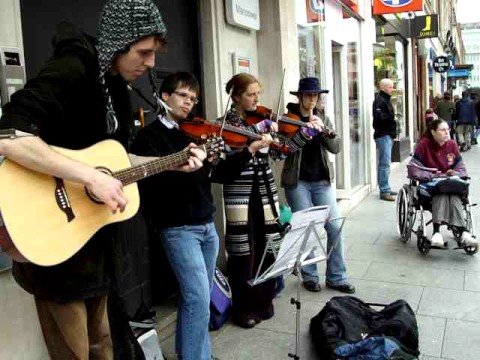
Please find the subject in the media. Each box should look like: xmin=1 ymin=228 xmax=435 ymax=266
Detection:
xmin=160 ymin=146 xmax=480 ymax=360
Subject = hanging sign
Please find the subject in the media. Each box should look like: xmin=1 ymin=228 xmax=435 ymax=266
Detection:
xmin=306 ymin=0 xmax=325 ymax=23
xmin=372 ymin=0 xmax=423 ymax=15
xmin=432 ymin=56 xmax=450 ymax=73
xmin=410 ymin=14 xmax=438 ymax=39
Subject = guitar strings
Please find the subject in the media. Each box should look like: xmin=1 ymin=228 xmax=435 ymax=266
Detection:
xmin=113 ymin=142 xmax=213 ymax=185
xmin=114 ymin=150 xmax=190 ymax=184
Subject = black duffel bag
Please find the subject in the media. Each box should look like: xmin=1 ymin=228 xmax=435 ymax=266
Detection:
xmin=310 ymin=296 xmax=420 ymax=360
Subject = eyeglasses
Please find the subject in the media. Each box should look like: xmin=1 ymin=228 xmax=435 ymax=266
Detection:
xmin=173 ymin=91 xmax=199 ymax=104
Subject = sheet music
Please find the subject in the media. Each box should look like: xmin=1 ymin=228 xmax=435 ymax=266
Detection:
xmin=289 ymin=205 xmax=330 ymax=229
xmin=252 ymin=206 xmax=330 ymax=282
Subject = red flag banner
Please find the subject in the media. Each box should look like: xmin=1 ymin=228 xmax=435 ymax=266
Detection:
xmin=372 ymin=0 xmax=423 ymax=15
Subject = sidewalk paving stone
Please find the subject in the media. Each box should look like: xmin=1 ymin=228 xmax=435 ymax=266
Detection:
xmin=362 ymin=262 xmax=465 ymax=290
xmin=418 ymin=287 xmax=480 ymax=321
xmin=442 ymin=319 xmax=480 ymax=360
xmin=416 ymin=315 xmax=446 ymax=358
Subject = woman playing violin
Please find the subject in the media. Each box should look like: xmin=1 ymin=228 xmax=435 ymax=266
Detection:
xmin=221 ymin=73 xmax=316 ymax=328
xmin=281 ymin=77 xmax=355 ymax=294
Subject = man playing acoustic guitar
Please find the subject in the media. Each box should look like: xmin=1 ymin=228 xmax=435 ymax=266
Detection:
xmin=0 ymin=1 xmax=206 ymax=359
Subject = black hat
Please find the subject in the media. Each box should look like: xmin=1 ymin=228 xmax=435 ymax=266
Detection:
xmin=290 ymin=77 xmax=329 ymax=95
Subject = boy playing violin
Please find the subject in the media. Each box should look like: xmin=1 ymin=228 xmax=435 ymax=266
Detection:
xmin=130 ymin=72 xmax=271 ymax=360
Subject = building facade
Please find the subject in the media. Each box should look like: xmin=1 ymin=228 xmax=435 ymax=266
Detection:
xmin=462 ymin=23 xmax=480 ymax=87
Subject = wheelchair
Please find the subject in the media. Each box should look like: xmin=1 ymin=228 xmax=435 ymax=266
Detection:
xmin=396 ymin=178 xmax=478 ymax=255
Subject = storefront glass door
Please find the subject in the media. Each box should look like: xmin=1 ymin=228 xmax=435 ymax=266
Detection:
xmin=345 ymin=21 xmax=366 ymax=188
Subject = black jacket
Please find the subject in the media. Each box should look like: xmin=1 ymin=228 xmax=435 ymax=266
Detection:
xmin=0 ymin=22 xmax=133 ymax=302
xmin=131 ymin=119 xmax=252 ymax=229
xmin=372 ymin=91 xmax=397 ymax=139
xmin=455 ymin=97 xmax=477 ymax=125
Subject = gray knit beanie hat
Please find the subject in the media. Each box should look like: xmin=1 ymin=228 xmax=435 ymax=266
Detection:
xmin=96 ymin=0 xmax=166 ymax=133
xmin=97 ymin=0 xmax=166 ymax=79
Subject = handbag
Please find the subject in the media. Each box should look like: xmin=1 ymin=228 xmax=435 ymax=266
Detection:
xmin=209 ymin=267 xmax=232 ymax=331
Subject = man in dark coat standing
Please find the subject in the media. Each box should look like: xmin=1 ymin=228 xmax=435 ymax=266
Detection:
xmin=372 ymin=78 xmax=397 ymax=202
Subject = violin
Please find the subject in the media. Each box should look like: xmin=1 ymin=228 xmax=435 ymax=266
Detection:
xmin=179 ymin=117 xmax=290 ymax=154
xmin=244 ymin=105 xmax=300 ymax=136
xmin=245 ymin=105 xmax=335 ymax=138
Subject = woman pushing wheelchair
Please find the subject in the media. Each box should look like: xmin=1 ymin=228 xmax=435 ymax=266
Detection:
xmin=406 ymin=118 xmax=477 ymax=250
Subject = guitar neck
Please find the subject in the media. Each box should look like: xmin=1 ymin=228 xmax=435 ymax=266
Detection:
xmin=114 ymin=144 xmax=208 ymax=185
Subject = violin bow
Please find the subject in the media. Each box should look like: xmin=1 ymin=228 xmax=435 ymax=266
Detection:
xmin=273 ymin=68 xmax=287 ymax=124
xmin=148 ymin=69 xmax=173 ymax=118
xmin=219 ymin=87 xmax=234 ymax=137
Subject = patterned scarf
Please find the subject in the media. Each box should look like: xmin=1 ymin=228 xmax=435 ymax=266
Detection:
xmin=96 ymin=0 xmax=167 ymax=133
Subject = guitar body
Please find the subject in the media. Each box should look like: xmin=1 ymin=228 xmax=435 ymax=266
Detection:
xmin=0 ymin=140 xmax=139 ymax=266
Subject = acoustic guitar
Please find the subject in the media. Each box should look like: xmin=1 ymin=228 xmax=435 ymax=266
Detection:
xmin=0 ymin=138 xmax=223 ymax=266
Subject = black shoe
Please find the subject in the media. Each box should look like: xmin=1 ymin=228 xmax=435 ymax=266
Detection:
xmin=233 ymin=317 xmax=256 ymax=328
xmin=380 ymin=193 xmax=395 ymax=202
xmin=303 ymin=280 xmax=321 ymax=292
xmin=389 ymin=191 xmax=398 ymax=196
xmin=232 ymin=314 xmax=257 ymax=328
xmin=326 ymin=282 xmax=356 ymax=294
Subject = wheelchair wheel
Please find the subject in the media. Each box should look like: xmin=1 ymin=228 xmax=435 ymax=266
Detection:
xmin=463 ymin=206 xmax=478 ymax=255
xmin=417 ymin=232 xmax=431 ymax=255
xmin=396 ymin=185 xmax=415 ymax=243
xmin=464 ymin=244 xmax=479 ymax=255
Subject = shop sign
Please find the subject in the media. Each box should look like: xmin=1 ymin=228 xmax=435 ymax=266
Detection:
xmin=372 ymin=0 xmax=423 ymax=15
xmin=306 ymin=0 xmax=325 ymax=23
xmin=410 ymin=14 xmax=438 ymax=39
xmin=447 ymin=68 xmax=470 ymax=78
xmin=432 ymin=56 xmax=450 ymax=73
xmin=225 ymin=0 xmax=260 ymax=31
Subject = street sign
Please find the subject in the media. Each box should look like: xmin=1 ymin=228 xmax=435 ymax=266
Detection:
xmin=432 ymin=56 xmax=450 ymax=73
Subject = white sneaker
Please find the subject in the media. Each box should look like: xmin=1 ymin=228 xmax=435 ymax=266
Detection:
xmin=461 ymin=231 xmax=478 ymax=247
xmin=431 ymin=232 xmax=444 ymax=247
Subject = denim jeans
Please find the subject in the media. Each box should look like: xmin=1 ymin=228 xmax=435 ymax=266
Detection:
xmin=285 ymin=180 xmax=348 ymax=285
xmin=160 ymin=222 xmax=219 ymax=360
xmin=375 ymin=135 xmax=393 ymax=194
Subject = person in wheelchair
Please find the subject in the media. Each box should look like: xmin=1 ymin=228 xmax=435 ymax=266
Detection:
xmin=408 ymin=118 xmax=477 ymax=247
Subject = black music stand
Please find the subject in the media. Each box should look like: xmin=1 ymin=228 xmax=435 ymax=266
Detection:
xmin=249 ymin=205 xmax=346 ymax=360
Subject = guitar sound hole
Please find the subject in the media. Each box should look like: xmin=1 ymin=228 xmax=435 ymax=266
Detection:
xmin=85 ymin=166 xmax=113 ymax=204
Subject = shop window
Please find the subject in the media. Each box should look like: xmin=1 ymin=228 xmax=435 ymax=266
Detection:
xmin=297 ymin=24 xmax=321 ymax=79
xmin=373 ymin=38 xmax=407 ymax=139
xmin=348 ymin=41 xmax=366 ymax=188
